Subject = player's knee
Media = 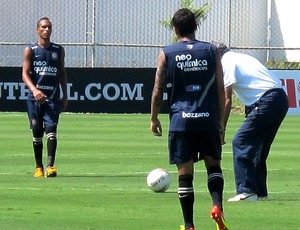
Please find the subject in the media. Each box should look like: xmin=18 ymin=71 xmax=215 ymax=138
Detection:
xmin=45 ymin=126 xmax=57 ymax=134
xmin=45 ymin=126 xmax=57 ymax=140
xmin=32 ymin=129 xmax=43 ymax=138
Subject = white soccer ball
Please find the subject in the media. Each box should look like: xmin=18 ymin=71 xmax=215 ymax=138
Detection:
xmin=147 ymin=168 xmax=171 ymax=192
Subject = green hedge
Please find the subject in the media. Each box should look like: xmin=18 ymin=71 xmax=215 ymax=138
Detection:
xmin=266 ymin=61 xmax=300 ymax=69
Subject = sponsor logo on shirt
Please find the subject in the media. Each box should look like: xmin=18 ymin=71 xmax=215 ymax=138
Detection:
xmin=186 ymin=85 xmax=201 ymax=92
xmin=175 ymin=54 xmax=208 ymax=72
xmin=182 ymin=111 xmax=210 ymax=118
xmin=36 ymin=84 xmax=54 ymax=90
xmin=33 ymin=60 xmax=58 ymax=76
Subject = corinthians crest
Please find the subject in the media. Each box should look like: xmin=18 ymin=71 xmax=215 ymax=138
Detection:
xmin=51 ymin=51 xmax=58 ymax=60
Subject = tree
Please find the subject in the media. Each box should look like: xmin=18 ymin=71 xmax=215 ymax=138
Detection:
xmin=159 ymin=0 xmax=211 ymax=43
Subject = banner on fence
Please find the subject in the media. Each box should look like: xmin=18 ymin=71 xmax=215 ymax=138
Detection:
xmin=0 ymin=67 xmax=161 ymax=113
xmin=272 ymin=70 xmax=300 ymax=115
xmin=0 ymin=67 xmax=299 ymax=114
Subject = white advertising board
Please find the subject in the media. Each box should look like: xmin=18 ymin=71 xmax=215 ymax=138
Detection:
xmin=271 ymin=70 xmax=300 ymax=115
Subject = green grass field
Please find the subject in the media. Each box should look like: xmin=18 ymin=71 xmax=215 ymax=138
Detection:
xmin=0 ymin=112 xmax=299 ymax=230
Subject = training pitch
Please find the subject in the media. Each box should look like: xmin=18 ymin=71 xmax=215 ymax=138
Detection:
xmin=0 ymin=112 xmax=299 ymax=230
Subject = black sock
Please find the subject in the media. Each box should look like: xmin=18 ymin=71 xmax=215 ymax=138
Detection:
xmin=46 ymin=133 xmax=57 ymax=166
xmin=33 ymin=137 xmax=43 ymax=168
xmin=207 ymin=166 xmax=224 ymax=210
xmin=178 ymin=174 xmax=194 ymax=228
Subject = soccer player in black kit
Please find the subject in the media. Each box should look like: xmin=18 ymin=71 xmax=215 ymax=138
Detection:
xmin=22 ymin=17 xmax=68 ymax=178
xmin=150 ymin=9 xmax=229 ymax=230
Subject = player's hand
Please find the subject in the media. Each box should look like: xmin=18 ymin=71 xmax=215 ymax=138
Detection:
xmin=220 ymin=130 xmax=226 ymax=145
xmin=150 ymin=118 xmax=162 ymax=137
xmin=32 ymin=88 xmax=48 ymax=104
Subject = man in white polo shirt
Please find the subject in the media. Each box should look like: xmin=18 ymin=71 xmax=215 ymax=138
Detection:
xmin=212 ymin=41 xmax=289 ymax=202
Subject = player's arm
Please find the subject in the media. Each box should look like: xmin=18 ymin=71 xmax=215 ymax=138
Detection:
xmin=59 ymin=46 xmax=68 ymax=112
xmin=224 ymin=85 xmax=233 ymax=130
xmin=22 ymin=47 xmax=47 ymax=102
xmin=150 ymin=50 xmax=167 ymax=136
xmin=215 ymin=51 xmax=226 ymax=144
xmin=219 ymin=53 xmax=236 ymax=143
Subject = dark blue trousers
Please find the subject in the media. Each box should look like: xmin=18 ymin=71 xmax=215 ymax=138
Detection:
xmin=232 ymin=88 xmax=288 ymax=197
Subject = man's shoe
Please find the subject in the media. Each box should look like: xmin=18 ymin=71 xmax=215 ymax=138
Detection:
xmin=179 ymin=225 xmax=195 ymax=230
xmin=227 ymin=192 xmax=257 ymax=202
xmin=210 ymin=206 xmax=229 ymax=230
xmin=33 ymin=167 xmax=44 ymax=177
xmin=44 ymin=166 xmax=57 ymax=178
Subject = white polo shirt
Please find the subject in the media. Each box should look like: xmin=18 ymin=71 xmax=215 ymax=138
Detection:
xmin=221 ymin=51 xmax=282 ymax=106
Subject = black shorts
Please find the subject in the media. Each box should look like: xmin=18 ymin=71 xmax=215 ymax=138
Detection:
xmin=168 ymin=130 xmax=222 ymax=164
xmin=26 ymin=100 xmax=61 ymax=130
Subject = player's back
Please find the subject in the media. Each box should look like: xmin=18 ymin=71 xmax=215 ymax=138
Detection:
xmin=163 ymin=40 xmax=220 ymax=131
xmin=222 ymin=51 xmax=282 ymax=105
